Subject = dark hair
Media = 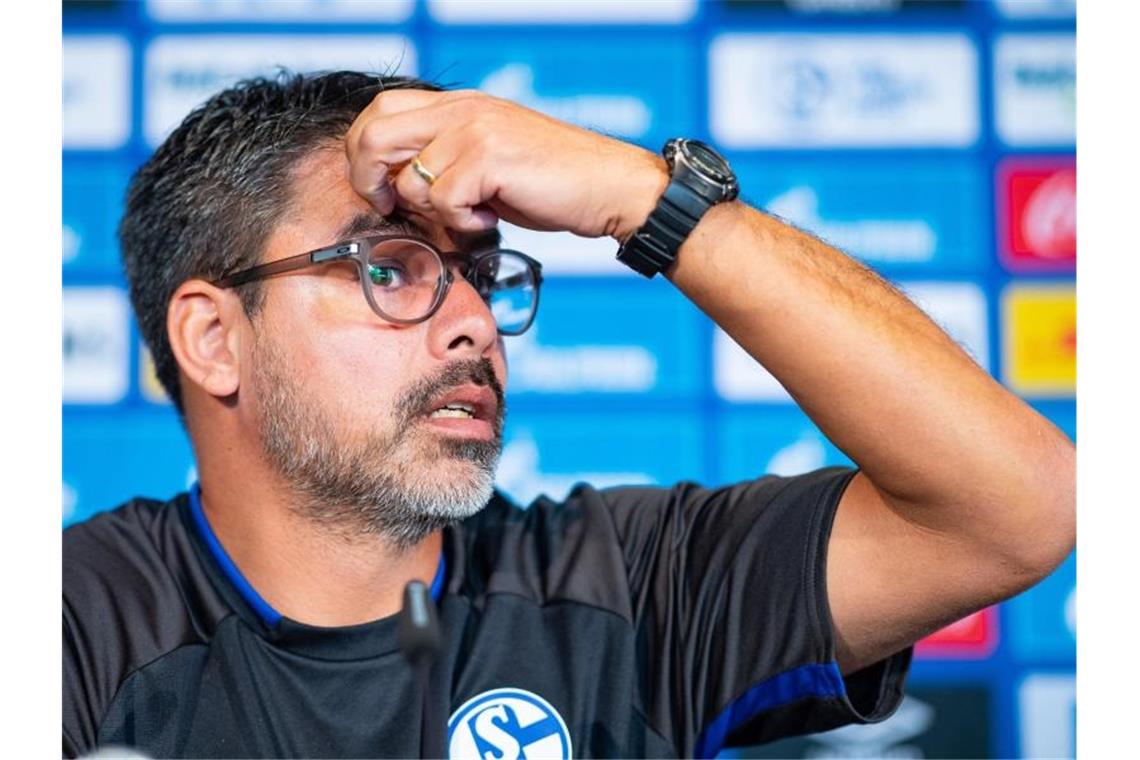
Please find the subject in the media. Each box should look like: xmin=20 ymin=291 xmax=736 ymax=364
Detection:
xmin=119 ymin=70 xmax=443 ymax=414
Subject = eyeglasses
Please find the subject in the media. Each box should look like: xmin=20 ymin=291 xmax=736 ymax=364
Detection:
xmin=213 ymin=235 xmax=544 ymax=336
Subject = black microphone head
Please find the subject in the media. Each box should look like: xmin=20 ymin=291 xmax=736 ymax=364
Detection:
xmin=398 ymin=580 xmax=441 ymax=666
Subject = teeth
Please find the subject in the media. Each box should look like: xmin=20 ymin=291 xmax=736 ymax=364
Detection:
xmin=430 ymin=404 xmax=475 ymax=419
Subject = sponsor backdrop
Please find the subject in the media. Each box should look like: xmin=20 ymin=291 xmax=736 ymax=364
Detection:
xmin=62 ymin=1 xmax=1076 ymax=757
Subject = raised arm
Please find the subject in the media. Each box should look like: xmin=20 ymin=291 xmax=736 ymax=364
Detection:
xmin=663 ymin=201 xmax=1075 ymax=673
xmin=344 ymin=89 xmax=1076 ymax=675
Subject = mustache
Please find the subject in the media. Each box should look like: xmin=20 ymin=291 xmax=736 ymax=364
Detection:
xmin=396 ymin=358 xmax=504 ymax=424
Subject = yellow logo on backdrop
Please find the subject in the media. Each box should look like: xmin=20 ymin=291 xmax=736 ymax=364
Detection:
xmin=1002 ymin=284 xmax=1076 ymax=396
xmin=140 ymin=345 xmax=170 ymax=404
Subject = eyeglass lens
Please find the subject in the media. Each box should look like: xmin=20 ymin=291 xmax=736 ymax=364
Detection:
xmin=364 ymin=239 xmax=537 ymax=334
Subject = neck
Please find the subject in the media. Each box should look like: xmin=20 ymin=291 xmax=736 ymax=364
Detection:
xmin=195 ymin=479 xmax=442 ymax=628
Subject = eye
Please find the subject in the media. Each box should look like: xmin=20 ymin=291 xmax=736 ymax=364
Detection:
xmin=367 ymin=263 xmax=407 ymax=288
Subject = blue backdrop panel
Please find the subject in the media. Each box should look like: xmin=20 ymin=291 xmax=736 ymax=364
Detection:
xmin=63 ymin=159 xmax=131 ymax=278
xmin=715 ymin=407 xmax=852 ymax=484
xmin=63 ymin=411 xmax=195 ymax=527
xmin=424 ymin=32 xmax=699 ymax=151
xmin=498 ymin=409 xmax=705 ymax=507
xmin=733 ymin=156 xmax=989 ymax=277
xmin=62 ymin=1 xmax=1077 ymax=757
xmin=505 ymin=277 xmax=706 ymax=400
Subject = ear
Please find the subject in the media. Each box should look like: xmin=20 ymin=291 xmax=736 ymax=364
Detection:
xmin=167 ymin=279 xmax=245 ymax=401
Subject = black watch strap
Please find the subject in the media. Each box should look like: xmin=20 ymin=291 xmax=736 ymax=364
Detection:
xmin=617 ymin=180 xmax=712 ymax=278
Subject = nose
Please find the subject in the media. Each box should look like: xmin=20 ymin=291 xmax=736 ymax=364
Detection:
xmin=424 ymin=270 xmax=500 ymax=361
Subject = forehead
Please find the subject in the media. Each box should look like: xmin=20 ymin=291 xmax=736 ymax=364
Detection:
xmin=277 ymin=146 xmax=500 ymax=256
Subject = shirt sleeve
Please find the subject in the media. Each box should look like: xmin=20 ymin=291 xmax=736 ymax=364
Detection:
xmin=63 ymin=600 xmax=96 ymax=758
xmin=599 ymin=466 xmax=912 ymax=757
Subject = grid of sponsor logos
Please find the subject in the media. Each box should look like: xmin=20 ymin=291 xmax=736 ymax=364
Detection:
xmin=62 ymin=1 xmax=1076 ymax=757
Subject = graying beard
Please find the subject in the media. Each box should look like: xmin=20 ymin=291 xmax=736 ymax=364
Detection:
xmin=253 ymin=341 xmax=501 ymax=549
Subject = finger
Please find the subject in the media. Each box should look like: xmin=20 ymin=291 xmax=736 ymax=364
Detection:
xmin=345 ymin=107 xmax=449 ymax=208
xmin=344 ymin=89 xmax=482 ymax=171
xmin=391 ymin=140 xmax=461 ymax=214
xmin=344 ymin=90 xmax=445 ymax=158
xmin=356 ymin=87 xmax=462 ymax=119
xmin=425 ymin=154 xmax=500 ymax=233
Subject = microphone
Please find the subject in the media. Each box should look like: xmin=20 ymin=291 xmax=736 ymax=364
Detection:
xmin=80 ymin=747 xmax=152 ymax=759
xmin=398 ymin=580 xmax=443 ymax=759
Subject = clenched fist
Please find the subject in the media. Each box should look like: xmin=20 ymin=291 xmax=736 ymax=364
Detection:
xmin=344 ymin=89 xmax=669 ymax=241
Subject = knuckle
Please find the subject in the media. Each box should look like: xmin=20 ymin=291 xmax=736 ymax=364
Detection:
xmin=368 ymin=89 xmax=406 ymax=115
xmin=396 ymin=169 xmax=431 ymax=208
xmin=430 ymin=180 xmax=474 ymax=221
xmin=356 ymin=120 xmax=388 ymax=154
xmin=427 ymin=181 xmax=455 ymax=211
xmin=468 ymin=113 xmax=500 ymax=149
xmin=444 ymin=88 xmax=484 ymax=103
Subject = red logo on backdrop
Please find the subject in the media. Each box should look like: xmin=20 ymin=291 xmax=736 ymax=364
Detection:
xmin=998 ymin=159 xmax=1076 ymax=271
xmin=916 ymin=606 xmax=998 ymax=659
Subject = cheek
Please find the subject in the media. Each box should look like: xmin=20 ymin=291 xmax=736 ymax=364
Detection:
xmin=336 ymin=339 xmax=413 ymax=392
xmin=258 ymin=281 xmax=480 ymax=422
xmin=259 ymin=286 xmax=412 ymax=411
xmin=496 ymin=337 xmax=509 ymax=386
xmin=302 ymin=322 xmax=423 ymax=419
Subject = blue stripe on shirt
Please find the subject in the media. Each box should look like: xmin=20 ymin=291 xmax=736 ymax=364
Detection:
xmin=694 ymin=661 xmax=847 ymax=758
xmin=188 ymin=482 xmax=447 ymax=628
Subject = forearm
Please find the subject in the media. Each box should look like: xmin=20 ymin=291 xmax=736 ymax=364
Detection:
xmin=341 ymin=85 xmax=1073 ymax=562
xmin=667 ymin=201 xmax=1074 ymax=556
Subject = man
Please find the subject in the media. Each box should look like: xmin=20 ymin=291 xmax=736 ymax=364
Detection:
xmin=63 ymin=70 xmax=1075 ymax=759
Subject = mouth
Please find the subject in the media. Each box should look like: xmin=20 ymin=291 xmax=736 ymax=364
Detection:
xmin=421 ymin=384 xmax=498 ymax=441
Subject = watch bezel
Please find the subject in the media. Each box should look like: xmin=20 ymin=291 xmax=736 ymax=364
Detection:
xmin=665 ymin=138 xmax=739 ymax=202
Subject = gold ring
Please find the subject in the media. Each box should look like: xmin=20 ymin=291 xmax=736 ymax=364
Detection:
xmin=411 ymin=156 xmax=438 ymax=186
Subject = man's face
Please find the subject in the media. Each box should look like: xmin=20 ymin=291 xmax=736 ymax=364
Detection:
xmin=242 ymin=146 xmax=509 ymax=546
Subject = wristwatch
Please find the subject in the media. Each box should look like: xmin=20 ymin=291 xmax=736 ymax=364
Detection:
xmin=615 ymin=138 xmax=739 ymax=278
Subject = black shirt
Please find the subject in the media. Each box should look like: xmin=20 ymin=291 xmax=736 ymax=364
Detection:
xmin=63 ymin=467 xmax=912 ymax=758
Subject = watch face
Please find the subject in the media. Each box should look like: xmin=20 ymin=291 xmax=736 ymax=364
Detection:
xmin=681 ymin=140 xmax=731 ymax=181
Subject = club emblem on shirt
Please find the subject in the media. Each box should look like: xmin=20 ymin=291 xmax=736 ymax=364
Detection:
xmin=447 ymin=687 xmax=572 ymax=759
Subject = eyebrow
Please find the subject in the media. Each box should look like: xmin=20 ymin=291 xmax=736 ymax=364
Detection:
xmin=453 ymin=227 xmax=503 ymax=254
xmin=335 ymin=210 xmax=428 ymax=241
xmin=334 ymin=210 xmax=503 ymax=254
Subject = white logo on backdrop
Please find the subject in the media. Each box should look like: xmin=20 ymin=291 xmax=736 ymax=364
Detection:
xmin=147 ymin=0 xmax=413 ymax=22
xmin=713 ymin=329 xmax=792 ymax=403
xmin=495 ymin=433 xmax=652 ymax=506
xmin=63 ymin=36 xmax=131 ymax=149
xmin=63 ymin=226 xmax=80 ymax=264
xmin=144 ymin=35 xmax=416 ymax=146
xmin=1019 ymin=675 xmax=1076 ymax=759
xmin=498 ymin=223 xmax=633 ymax=276
xmin=1023 ymin=169 xmax=1076 ymax=257
xmin=713 ymin=281 xmax=988 ymax=402
xmin=807 ymin=696 xmax=934 ymax=758
xmin=900 ymin=282 xmax=990 ymax=371
xmin=994 ymin=0 xmax=1075 ymax=19
xmin=765 ymin=434 xmax=828 ymax=477
xmin=766 ymin=186 xmax=937 ymax=263
xmin=63 ymin=482 xmax=77 ymax=523
xmin=63 ymin=287 xmax=131 ymax=404
xmin=185 ymin=466 xmax=200 ymax=491
xmin=994 ymin=34 xmax=1075 ymax=147
xmin=429 ymin=0 xmax=695 ymax=24
xmin=506 ymin=328 xmax=657 ymax=394
xmin=479 ymin=64 xmax=651 ymax=139
xmin=709 ymin=33 xmax=979 ymax=148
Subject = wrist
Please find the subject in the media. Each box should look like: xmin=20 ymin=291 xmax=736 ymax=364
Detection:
xmin=608 ymin=153 xmax=670 ymax=245
xmin=612 ymin=137 xmax=738 ymax=279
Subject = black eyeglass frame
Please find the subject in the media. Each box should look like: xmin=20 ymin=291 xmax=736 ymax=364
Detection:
xmin=212 ymin=234 xmax=544 ymax=336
